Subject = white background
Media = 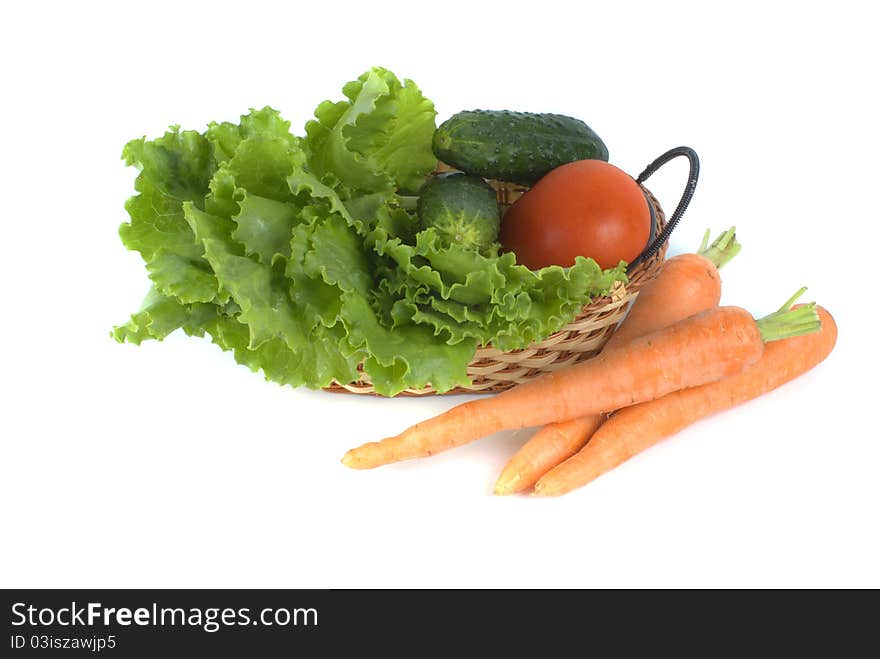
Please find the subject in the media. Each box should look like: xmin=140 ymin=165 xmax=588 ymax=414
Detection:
xmin=2 ymin=1 xmax=877 ymax=588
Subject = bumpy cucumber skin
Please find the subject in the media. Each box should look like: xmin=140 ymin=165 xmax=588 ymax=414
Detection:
xmin=433 ymin=110 xmax=609 ymax=186
xmin=417 ymin=173 xmax=501 ymax=251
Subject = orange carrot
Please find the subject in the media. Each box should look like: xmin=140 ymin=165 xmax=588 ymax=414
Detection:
xmin=533 ymin=304 xmax=837 ymax=496
xmin=342 ymin=294 xmax=820 ymax=470
xmin=494 ymin=228 xmax=740 ymax=494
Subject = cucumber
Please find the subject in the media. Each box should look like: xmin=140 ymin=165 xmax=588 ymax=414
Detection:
xmin=433 ymin=110 xmax=609 ymax=186
xmin=417 ymin=173 xmax=500 ymax=251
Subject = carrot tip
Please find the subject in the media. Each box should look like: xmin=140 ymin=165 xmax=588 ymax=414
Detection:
xmin=493 ymin=474 xmax=520 ymax=496
xmin=341 ymin=451 xmax=361 ymax=469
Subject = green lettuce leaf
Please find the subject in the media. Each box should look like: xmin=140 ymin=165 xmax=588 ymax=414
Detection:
xmin=205 ymin=315 xmax=362 ymax=390
xmin=206 ymin=106 xmax=299 ymax=163
xmin=303 ymin=67 xmax=437 ymax=195
xmin=122 ymin=128 xmax=215 ymax=205
xmin=113 ymin=70 xmax=627 ymax=396
xmin=118 ymin=128 xmax=223 ymax=305
xmin=112 ymin=286 xmax=217 ymax=344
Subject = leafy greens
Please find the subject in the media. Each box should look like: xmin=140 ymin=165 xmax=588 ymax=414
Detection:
xmin=113 ymin=67 xmax=626 ymax=395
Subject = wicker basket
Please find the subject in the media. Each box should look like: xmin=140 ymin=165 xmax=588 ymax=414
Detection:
xmin=325 ymin=147 xmax=699 ymax=396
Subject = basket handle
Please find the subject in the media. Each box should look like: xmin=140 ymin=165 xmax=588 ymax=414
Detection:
xmin=628 ymin=146 xmax=700 ymax=271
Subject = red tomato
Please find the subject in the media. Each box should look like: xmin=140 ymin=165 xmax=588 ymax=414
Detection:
xmin=499 ymin=160 xmax=651 ymax=270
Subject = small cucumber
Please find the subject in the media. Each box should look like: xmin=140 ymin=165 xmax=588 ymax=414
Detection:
xmin=417 ymin=173 xmax=500 ymax=251
xmin=433 ymin=110 xmax=609 ymax=186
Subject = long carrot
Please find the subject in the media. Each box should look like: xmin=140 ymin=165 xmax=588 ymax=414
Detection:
xmin=342 ymin=293 xmax=820 ymax=470
xmin=533 ymin=303 xmax=837 ymax=496
xmin=494 ymin=228 xmax=741 ymax=495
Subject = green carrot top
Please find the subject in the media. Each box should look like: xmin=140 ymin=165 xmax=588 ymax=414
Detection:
xmin=755 ymin=287 xmax=821 ymax=343
xmin=697 ymin=226 xmax=742 ymax=269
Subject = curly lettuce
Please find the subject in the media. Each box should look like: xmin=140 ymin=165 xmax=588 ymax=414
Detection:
xmin=114 ymin=68 xmax=625 ymax=395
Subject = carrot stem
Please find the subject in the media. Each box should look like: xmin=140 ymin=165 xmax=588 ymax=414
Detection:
xmin=776 ymin=286 xmax=809 ymax=312
xmin=697 ymin=229 xmax=710 ymax=254
xmin=755 ymin=288 xmax=821 ymax=343
xmin=697 ymin=226 xmax=741 ymax=269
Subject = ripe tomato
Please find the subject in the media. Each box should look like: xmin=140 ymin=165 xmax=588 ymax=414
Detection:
xmin=499 ymin=160 xmax=651 ymax=270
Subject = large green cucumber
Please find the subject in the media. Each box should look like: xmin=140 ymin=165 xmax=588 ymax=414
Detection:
xmin=433 ymin=110 xmax=609 ymax=186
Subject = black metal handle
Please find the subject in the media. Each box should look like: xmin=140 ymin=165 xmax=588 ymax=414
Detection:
xmin=628 ymin=146 xmax=700 ymax=271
